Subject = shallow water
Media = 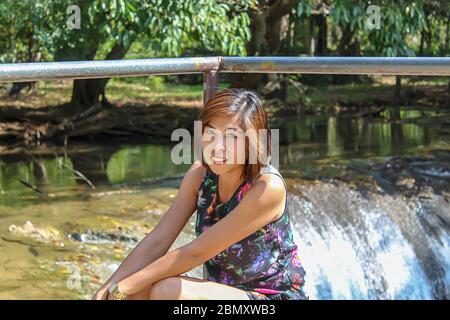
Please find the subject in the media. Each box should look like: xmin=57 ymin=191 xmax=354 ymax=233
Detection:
xmin=0 ymin=106 xmax=449 ymax=299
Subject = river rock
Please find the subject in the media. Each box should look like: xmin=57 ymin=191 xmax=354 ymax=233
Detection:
xmin=8 ymin=220 xmax=61 ymax=243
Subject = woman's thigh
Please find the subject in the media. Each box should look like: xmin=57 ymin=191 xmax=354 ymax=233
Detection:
xmin=128 ymin=275 xmax=252 ymax=300
xmin=125 ymin=285 xmax=152 ymax=300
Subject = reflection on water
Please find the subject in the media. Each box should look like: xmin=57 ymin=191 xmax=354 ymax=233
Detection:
xmin=0 ymin=106 xmax=449 ymax=299
xmin=279 ymin=108 xmax=446 ymax=167
xmin=0 ymin=145 xmax=191 ymax=208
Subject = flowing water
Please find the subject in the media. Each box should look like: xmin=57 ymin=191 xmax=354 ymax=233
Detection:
xmin=0 ymin=106 xmax=449 ymax=299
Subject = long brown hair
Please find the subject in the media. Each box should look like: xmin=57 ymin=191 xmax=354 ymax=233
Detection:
xmin=199 ymin=88 xmax=271 ymax=182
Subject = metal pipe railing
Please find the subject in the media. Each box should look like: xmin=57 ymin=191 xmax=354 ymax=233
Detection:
xmin=221 ymin=57 xmax=450 ymax=76
xmin=0 ymin=57 xmax=221 ymax=82
xmin=1 ymin=56 xmax=449 ymax=105
xmin=1 ymin=57 xmax=450 ymax=83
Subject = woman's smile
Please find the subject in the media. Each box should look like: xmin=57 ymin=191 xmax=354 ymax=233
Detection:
xmin=211 ymin=156 xmax=228 ymax=164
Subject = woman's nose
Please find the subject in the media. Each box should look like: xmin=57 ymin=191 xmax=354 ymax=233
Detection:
xmin=211 ymin=135 xmax=226 ymax=156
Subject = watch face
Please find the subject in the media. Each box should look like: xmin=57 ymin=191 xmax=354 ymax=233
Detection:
xmin=108 ymin=283 xmax=117 ymax=293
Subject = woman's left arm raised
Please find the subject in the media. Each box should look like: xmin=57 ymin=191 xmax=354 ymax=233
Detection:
xmin=117 ymin=174 xmax=286 ymax=296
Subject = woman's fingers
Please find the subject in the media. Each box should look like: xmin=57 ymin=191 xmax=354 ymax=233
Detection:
xmin=92 ymin=286 xmax=109 ymax=300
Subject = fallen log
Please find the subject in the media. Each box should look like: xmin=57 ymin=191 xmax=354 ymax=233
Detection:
xmin=0 ymin=103 xmax=200 ymax=147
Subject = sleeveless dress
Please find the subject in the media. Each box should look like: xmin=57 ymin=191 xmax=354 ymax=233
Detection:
xmin=195 ymin=164 xmax=308 ymax=300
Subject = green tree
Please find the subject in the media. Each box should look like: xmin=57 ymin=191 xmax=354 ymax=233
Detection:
xmin=0 ymin=0 xmax=256 ymax=110
xmin=0 ymin=0 xmax=57 ymax=95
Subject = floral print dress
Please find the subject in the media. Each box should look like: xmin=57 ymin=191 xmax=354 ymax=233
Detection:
xmin=195 ymin=164 xmax=308 ymax=300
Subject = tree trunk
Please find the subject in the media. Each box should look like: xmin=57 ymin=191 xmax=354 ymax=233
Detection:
xmin=419 ymin=30 xmax=425 ymax=56
xmin=445 ymin=16 xmax=450 ymax=54
xmin=309 ymin=16 xmax=315 ymax=55
xmin=337 ymin=25 xmax=354 ymax=56
xmin=7 ymin=82 xmax=36 ymax=97
xmin=70 ymin=42 xmax=130 ymax=111
xmin=332 ymin=26 xmax=363 ymax=84
xmin=70 ymin=78 xmax=108 ymax=110
xmin=229 ymin=0 xmax=297 ymax=93
xmin=7 ymin=25 xmax=40 ymax=97
xmin=229 ymin=6 xmax=267 ymax=90
xmin=395 ymin=76 xmax=402 ymax=104
xmin=315 ymin=14 xmax=328 ymax=56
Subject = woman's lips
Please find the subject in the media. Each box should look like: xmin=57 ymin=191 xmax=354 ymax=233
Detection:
xmin=211 ymin=157 xmax=227 ymax=164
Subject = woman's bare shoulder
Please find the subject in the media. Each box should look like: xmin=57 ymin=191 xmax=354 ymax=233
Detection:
xmin=180 ymin=161 xmax=207 ymax=196
xmin=252 ymin=173 xmax=286 ymax=199
xmin=248 ymin=173 xmax=286 ymax=221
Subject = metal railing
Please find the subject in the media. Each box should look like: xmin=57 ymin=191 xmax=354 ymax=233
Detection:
xmin=1 ymin=56 xmax=450 ymax=105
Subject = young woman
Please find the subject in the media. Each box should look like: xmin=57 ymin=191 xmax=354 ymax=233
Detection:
xmin=93 ymin=88 xmax=308 ymax=300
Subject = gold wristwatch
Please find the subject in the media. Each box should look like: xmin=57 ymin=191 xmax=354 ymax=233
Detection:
xmin=108 ymin=281 xmax=128 ymax=300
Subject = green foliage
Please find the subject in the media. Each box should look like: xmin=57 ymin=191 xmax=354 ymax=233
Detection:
xmin=0 ymin=0 xmax=256 ymax=63
xmin=330 ymin=0 xmax=427 ymax=56
xmin=0 ymin=0 xmax=55 ymax=62
xmin=1 ymin=0 xmax=448 ymax=62
xmin=293 ymin=0 xmax=448 ymax=57
xmin=420 ymin=0 xmax=450 ymax=55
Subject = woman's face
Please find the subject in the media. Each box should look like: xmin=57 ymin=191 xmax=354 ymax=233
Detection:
xmin=201 ymin=115 xmax=246 ymax=176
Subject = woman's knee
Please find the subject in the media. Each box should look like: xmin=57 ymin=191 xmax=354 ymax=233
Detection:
xmin=149 ymin=277 xmax=182 ymax=300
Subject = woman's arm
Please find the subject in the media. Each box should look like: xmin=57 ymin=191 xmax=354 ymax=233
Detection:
xmin=98 ymin=162 xmax=206 ymax=290
xmin=117 ymin=174 xmax=286 ymax=296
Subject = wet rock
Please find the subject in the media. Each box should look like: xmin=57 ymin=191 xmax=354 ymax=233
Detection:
xmin=396 ymin=178 xmax=416 ymax=189
xmin=67 ymin=229 xmax=139 ymax=245
xmin=410 ymin=162 xmax=450 ymax=178
xmin=8 ymin=221 xmax=62 ymax=243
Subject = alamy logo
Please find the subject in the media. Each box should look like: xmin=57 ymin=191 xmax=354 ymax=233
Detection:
xmin=66 ymin=264 xmax=81 ymax=290
xmin=66 ymin=5 xmax=81 ymax=30
xmin=366 ymin=5 xmax=381 ymax=30
xmin=170 ymin=121 xmax=280 ymax=169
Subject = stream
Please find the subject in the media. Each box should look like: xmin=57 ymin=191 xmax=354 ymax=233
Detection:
xmin=0 ymin=106 xmax=449 ymax=299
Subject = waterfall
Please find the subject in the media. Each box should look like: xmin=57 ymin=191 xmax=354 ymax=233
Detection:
xmin=288 ymin=179 xmax=449 ymax=300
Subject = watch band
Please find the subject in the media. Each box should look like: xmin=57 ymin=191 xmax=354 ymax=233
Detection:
xmin=108 ymin=281 xmax=128 ymax=300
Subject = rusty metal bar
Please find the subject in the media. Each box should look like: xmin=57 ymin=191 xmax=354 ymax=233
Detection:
xmin=220 ymin=56 xmax=450 ymax=76
xmin=2 ymin=57 xmax=450 ymax=84
xmin=203 ymin=70 xmax=220 ymax=106
xmin=0 ymin=57 xmax=221 ymax=83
